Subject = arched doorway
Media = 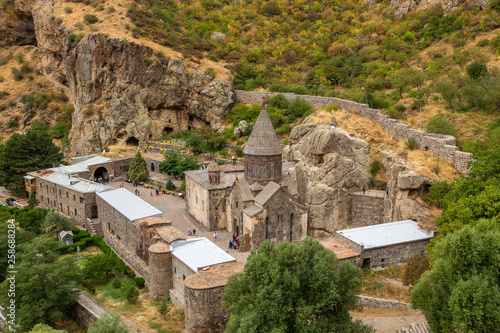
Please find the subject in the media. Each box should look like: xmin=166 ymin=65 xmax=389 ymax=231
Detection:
xmin=126 ymin=137 xmax=139 ymax=146
xmin=94 ymin=166 xmax=108 ymax=182
xmin=163 ymin=126 xmax=174 ymax=134
xmin=151 ymin=162 xmax=155 ymax=172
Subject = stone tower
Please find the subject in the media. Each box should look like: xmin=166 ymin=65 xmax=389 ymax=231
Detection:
xmin=208 ymin=161 xmax=221 ymax=186
xmin=244 ymin=104 xmax=282 ymax=186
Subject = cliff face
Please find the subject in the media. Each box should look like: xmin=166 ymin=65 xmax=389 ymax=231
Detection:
xmin=390 ymin=0 xmax=489 ymax=17
xmin=1 ymin=0 xmax=235 ymax=154
xmin=284 ymin=123 xmax=372 ymax=235
xmin=285 ymin=123 xmax=437 ymax=235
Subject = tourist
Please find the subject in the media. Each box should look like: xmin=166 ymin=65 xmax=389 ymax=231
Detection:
xmin=193 ymin=229 xmax=196 ymax=235
xmin=232 ymin=234 xmax=236 ymax=241
xmin=150 ymin=191 xmax=153 ymax=197
xmin=138 ymin=190 xmax=140 ymax=196
xmin=188 ymin=231 xmax=192 ymax=236
xmin=363 ymin=187 xmax=366 ymax=195
xmin=213 ymin=232 xmax=217 ymax=242
xmin=228 ymin=240 xmax=232 ymax=249
xmin=386 ymin=189 xmax=389 ymax=197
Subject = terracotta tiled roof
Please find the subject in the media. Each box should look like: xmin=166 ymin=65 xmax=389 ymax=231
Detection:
xmin=155 ymin=225 xmax=188 ymax=244
xmin=149 ymin=242 xmax=170 ymax=253
xmin=244 ymin=106 xmax=282 ymax=156
xmin=184 ymin=262 xmax=245 ymax=290
xmin=320 ymin=238 xmax=360 ymax=260
xmin=135 ymin=216 xmax=172 ymax=227
xmin=254 ymin=181 xmax=281 ymax=205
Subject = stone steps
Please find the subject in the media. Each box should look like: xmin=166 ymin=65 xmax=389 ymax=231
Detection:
xmin=398 ymin=322 xmax=430 ymax=333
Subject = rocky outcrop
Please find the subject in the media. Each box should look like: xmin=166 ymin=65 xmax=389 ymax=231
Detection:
xmin=284 ymin=124 xmax=372 ymax=236
xmin=390 ymin=0 xmax=489 ymax=18
xmin=381 ymin=150 xmax=433 ymax=222
xmin=1 ymin=0 xmax=235 ymax=154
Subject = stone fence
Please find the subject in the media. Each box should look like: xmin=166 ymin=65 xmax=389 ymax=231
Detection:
xmin=235 ymin=90 xmax=472 ymax=172
xmin=357 ymin=295 xmax=411 ymax=309
xmin=73 ymin=292 xmax=128 ymax=329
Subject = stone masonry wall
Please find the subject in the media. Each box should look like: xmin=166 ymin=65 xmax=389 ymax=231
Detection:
xmin=170 ymin=256 xmax=196 ymax=310
xmin=350 ymin=194 xmax=385 ymax=226
xmin=185 ymin=286 xmax=229 ymax=333
xmin=362 ymin=239 xmax=430 ymax=267
xmin=357 ymin=295 xmax=410 ymax=309
xmin=235 ymin=90 xmax=472 ymax=172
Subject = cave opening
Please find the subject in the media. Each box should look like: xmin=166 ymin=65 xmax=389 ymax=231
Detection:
xmin=126 ymin=137 xmax=139 ymax=146
xmin=3 ymin=7 xmax=37 ymax=47
xmin=163 ymin=126 xmax=174 ymax=134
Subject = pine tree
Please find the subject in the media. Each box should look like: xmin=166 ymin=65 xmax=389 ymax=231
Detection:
xmin=0 ymin=128 xmax=63 ymax=195
xmin=27 ymin=191 xmax=39 ymax=208
xmin=165 ymin=179 xmax=175 ymax=190
xmin=128 ymin=151 xmax=149 ymax=182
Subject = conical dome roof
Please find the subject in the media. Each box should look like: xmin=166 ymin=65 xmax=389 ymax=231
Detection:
xmin=244 ymin=106 xmax=282 ymax=156
xmin=208 ymin=161 xmax=220 ymax=172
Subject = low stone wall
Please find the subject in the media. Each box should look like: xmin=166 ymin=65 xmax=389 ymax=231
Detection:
xmin=235 ymin=90 xmax=472 ymax=172
xmin=73 ymin=292 xmax=111 ymax=328
xmin=350 ymin=193 xmax=385 ymax=226
xmin=357 ymin=295 xmax=410 ymax=309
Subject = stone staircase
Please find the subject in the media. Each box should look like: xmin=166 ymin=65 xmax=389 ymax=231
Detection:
xmin=398 ymin=322 xmax=430 ymax=333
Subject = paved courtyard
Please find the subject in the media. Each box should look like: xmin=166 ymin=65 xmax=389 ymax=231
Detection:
xmin=109 ymin=180 xmax=249 ymax=263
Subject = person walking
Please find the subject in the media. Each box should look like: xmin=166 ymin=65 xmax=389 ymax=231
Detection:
xmin=193 ymin=229 xmax=196 ymax=235
xmin=363 ymin=187 xmax=366 ymax=195
xmin=213 ymin=232 xmax=217 ymax=242
xmin=151 ymin=191 xmax=153 ymax=197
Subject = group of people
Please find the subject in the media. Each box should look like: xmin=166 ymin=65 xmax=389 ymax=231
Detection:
xmin=187 ymin=229 xmax=197 ymax=236
xmin=229 ymin=234 xmax=240 ymax=250
xmin=94 ymin=175 xmax=109 ymax=184
xmin=134 ymin=189 xmax=141 ymax=196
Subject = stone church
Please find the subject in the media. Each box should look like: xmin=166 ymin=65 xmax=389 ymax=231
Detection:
xmin=185 ymin=105 xmax=308 ymax=250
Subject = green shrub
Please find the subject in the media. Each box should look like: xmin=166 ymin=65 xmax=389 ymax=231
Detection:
xmin=155 ymin=50 xmax=164 ymax=58
xmin=166 ymin=179 xmax=175 ymax=190
xmin=426 ymin=116 xmax=457 ymax=137
xmin=402 ymin=252 xmax=430 ymax=286
xmin=383 ymin=107 xmax=406 ymax=120
xmin=234 ymin=146 xmax=244 ymax=156
xmin=405 ymin=137 xmax=417 ymax=150
xmin=144 ymin=56 xmax=153 ymax=65
xmin=424 ymin=180 xmax=451 ymax=207
xmin=89 ymin=25 xmax=98 ymax=32
xmin=476 ymin=38 xmax=490 ymax=47
xmin=20 ymin=62 xmax=32 ymax=74
xmin=96 ymin=3 xmax=104 ymax=11
xmin=157 ymin=298 xmax=170 ymax=316
xmin=14 ymin=53 xmax=24 ymax=63
xmin=75 ymin=22 xmax=84 ymax=30
xmin=204 ymin=68 xmax=217 ymax=79
xmin=107 ymin=6 xmax=116 ymax=13
xmin=112 ymin=278 xmax=121 ymax=289
xmin=84 ymin=14 xmax=98 ymax=24
xmin=64 ymin=6 xmax=73 ymax=13
xmin=126 ymin=286 xmax=139 ymax=303
xmin=276 ymin=124 xmax=292 ymax=135
xmin=7 ymin=120 xmax=18 ymax=128
xmin=370 ymin=160 xmax=381 ymax=178
xmin=0 ymin=91 xmax=9 ymax=99
xmin=134 ymin=277 xmax=145 ymax=288
xmin=11 ymin=68 xmax=23 ymax=81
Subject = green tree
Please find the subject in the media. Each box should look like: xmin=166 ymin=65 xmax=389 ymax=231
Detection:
xmin=41 ymin=211 xmax=72 ymax=236
xmin=426 ymin=116 xmax=457 ymax=137
xmin=165 ymin=179 xmax=175 ymax=190
xmin=29 ymin=324 xmax=65 ymax=333
xmin=432 ymin=80 xmax=459 ymax=107
xmin=466 ymin=60 xmax=488 ymax=80
xmin=0 ymin=237 xmax=80 ymax=331
xmin=411 ymin=219 xmax=500 ymax=332
xmin=83 ymin=254 xmax=122 ymax=284
xmin=16 ymin=207 xmax=49 ymax=234
xmin=128 ymin=151 xmax=149 ymax=182
xmin=186 ymin=133 xmax=207 ymax=155
xmin=0 ymin=219 xmax=34 ymax=282
xmin=87 ymin=314 xmax=129 ymax=333
xmin=0 ymin=129 xmax=63 ymax=195
xmin=159 ymin=152 xmax=198 ymax=179
xmin=223 ymin=238 xmax=373 ymax=333
xmin=27 ymin=191 xmax=39 ymax=208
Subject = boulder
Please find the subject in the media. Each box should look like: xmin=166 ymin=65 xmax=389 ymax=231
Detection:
xmin=210 ymin=32 xmax=226 ymax=40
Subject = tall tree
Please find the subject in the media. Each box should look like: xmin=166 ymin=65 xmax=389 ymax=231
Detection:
xmin=223 ymin=238 xmax=373 ymax=333
xmin=0 ymin=128 xmax=63 ymax=195
xmin=411 ymin=219 xmax=500 ymax=332
xmin=128 ymin=151 xmax=149 ymax=182
xmin=87 ymin=314 xmax=129 ymax=333
xmin=0 ymin=237 xmax=80 ymax=331
xmin=41 ymin=211 xmax=72 ymax=236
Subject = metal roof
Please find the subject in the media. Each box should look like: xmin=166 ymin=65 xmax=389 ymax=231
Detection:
xmin=39 ymin=172 xmax=110 ymax=193
xmin=171 ymin=237 xmax=236 ymax=273
xmin=244 ymin=106 xmax=283 ymax=156
xmin=50 ymin=156 xmax=112 ymax=174
xmin=184 ymin=170 xmax=244 ymax=190
xmin=336 ymin=220 xmax=435 ymax=249
xmin=96 ymin=188 xmax=163 ymax=221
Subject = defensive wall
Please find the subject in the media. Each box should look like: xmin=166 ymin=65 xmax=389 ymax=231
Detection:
xmin=350 ymin=191 xmax=385 ymax=226
xmin=357 ymin=296 xmax=411 ymax=309
xmin=235 ymin=90 xmax=472 ymax=172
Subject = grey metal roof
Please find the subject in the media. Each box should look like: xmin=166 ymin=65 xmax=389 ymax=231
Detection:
xmin=50 ymin=156 xmax=111 ymax=174
xmin=59 ymin=231 xmax=73 ymax=238
xmin=244 ymin=106 xmax=283 ymax=156
xmin=24 ymin=175 xmax=35 ymax=179
xmin=39 ymin=172 xmax=110 ymax=193
xmin=185 ymin=170 xmax=244 ymax=190
xmin=243 ymin=204 xmax=263 ymax=217
xmin=254 ymin=182 xmax=281 ymax=205
xmin=170 ymin=237 xmax=236 ymax=273
xmin=336 ymin=220 xmax=435 ymax=249
xmin=96 ymin=188 xmax=163 ymax=221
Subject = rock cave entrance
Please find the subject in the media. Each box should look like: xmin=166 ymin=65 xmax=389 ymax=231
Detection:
xmin=94 ymin=167 xmax=108 ymax=181
xmin=3 ymin=7 xmax=37 ymax=47
xmin=163 ymin=126 xmax=174 ymax=134
xmin=126 ymin=137 xmax=139 ymax=146
xmin=312 ymin=154 xmax=324 ymax=166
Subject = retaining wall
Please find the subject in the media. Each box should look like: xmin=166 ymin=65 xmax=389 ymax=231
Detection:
xmin=357 ymin=295 xmax=410 ymax=309
xmin=350 ymin=193 xmax=385 ymax=226
xmin=235 ymin=90 xmax=472 ymax=172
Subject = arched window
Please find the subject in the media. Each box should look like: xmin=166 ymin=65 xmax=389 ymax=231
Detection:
xmin=269 ymin=166 xmax=272 ymax=178
xmin=254 ymin=166 xmax=257 ymax=177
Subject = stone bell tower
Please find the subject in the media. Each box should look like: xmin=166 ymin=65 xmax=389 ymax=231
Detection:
xmin=244 ymin=102 xmax=282 ymax=187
